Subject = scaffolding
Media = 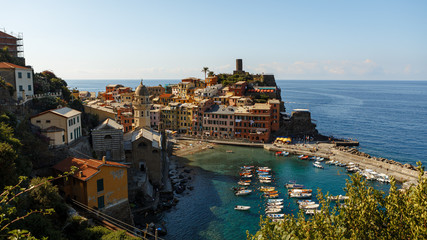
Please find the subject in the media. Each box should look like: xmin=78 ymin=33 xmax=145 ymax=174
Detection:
xmin=0 ymin=28 xmax=24 ymax=58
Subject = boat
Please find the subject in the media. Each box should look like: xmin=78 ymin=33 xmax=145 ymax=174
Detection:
xmin=234 ymin=205 xmax=251 ymax=211
xmin=327 ymin=195 xmax=350 ymax=201
xmin=275 ymin=151 xmax=282 ymax=156
xmin=289 ymin=192 xmax=312 ymax=198
xmin=264 ymin=190 xmax=278 ymax=194
xmin=267 ymin=202 xmax=284 ymax=207
xmin=301 ymin=155 xmax=309 ymax=160
xmin=241 ymin=166 xmax=254 ymax=170
xmin=313 ymin=162 xmax=324 ymax=169
xmin=285 ymin=183 xmax=305 ymax=189
xmin=288 ymin=189 xmax=312 ymax=194
xmin=267 ymin=214 xmax=285 ymax=218
xmin=235 ymin=189 xmax=252 ymax=196
xmin=264 ymin=193 xmax=279 ymax=198
xmin=259 ymin=186 xmax=275 ymax=192
xmin=226 ymin=150 xmax=233 ymax=153
xmin=305 ymin=209 xmax=321 ymax=215
xmin=377 ymin=173 xmax=390 ymax=183
xmin=297 ymin=155 xmax=304 ymax=158
xmin=231 ymin=186 xmax=247 ymax=191
xmin=276 ymin=151 xmax=289 ymax=156
xmin=260 ymin=179 xmax=272 ymax=183
xmin=310 ymin=156 xmax=317 ymax=160
xmin=267 ymin=198 xmax=284 ymax=203
xmin=258 ymin=176 xmax=272 ymax=180
xmin=266 ymin=204 xmax=284 ymax=209
xmin=265 ymin=208 xmax=282 ymax=213
xmin=237 ymin=181 xmax=250 ymax=186
xmin=240 ymin=174 xmax=253 ymax=178
xmin=299 ymin=204 xmax=320 ymax=209
xmin=297 ymin=200 xmax=314 ymax=205
xmin=325 ymin=160 xmax=334 ymax=165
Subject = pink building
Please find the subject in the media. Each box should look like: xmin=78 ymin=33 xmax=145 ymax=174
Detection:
xmin=150 ymin=104 xmax=162 ymax=130
xmin=203 ymin=105 xmax=236 ymax=138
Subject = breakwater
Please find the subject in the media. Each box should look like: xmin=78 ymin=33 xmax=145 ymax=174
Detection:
xmin=265 ymin=143 xmax=421 ymax=186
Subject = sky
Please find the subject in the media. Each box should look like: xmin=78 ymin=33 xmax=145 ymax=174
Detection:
xmin=1 ymin=0 xmax=426 ymax=80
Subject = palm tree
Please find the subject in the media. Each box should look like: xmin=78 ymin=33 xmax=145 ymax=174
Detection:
xmin=202 ymin=67 xmax=209 ymax=79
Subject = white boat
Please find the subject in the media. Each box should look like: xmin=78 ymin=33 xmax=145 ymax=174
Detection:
xmin=260 ymin=179 xmax=272 ymax=183
xmin=234 ymin=205 xmax=251 ymax=211
xmin=305 ymin=209 xmax=321 ymax=215
xmin=267 ymin=198 xmax=284 ymax=203
xmin=267 ymin=202 xmax=283 ymax=206
xmin=267 ymin=213 xmax=285 ymax=218
xmin=285 ymin=183 xmax=305 ymax=189
xmin=271 ymin=218 xmax=285 ymax=222
xmin=325 ymin=160 xmax=334 ymax=165
xmin=327 ymin=195 xmax=350 ymax=201
xmin=298 ymin=201 xmax=316 ymax=206
xmin=265 ymin=208 xmax=282 ymax=213
xmin=316 ymin=157 xmax=325 ymax=161
xmin=313 ymin=162 xmax=324 ymax=169
xmin=299 ymin=204 xmax=320 ymax=209
xmin=235 ymin=189 xmax=252 ymax=196
xmin=290 ymin=192 xmax=312 ymax=198
xmin=266 ymin=205 xmax=284 ymax=209
xmin=238 ymin=181 xmax=250 ymax=186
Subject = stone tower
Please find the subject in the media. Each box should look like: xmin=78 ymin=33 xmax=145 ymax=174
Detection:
xmin=133 ymin=80 xmax=151 ymax=129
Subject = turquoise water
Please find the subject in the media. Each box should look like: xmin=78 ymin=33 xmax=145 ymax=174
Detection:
xmin=161 ymin=145 xmax=393 ymax=240
xmin=66 ymin=79 xmax=427 ymax=239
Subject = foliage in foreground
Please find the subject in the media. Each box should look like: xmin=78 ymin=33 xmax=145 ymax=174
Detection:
xmin=248 ymin=163 xmax=427 ymax=240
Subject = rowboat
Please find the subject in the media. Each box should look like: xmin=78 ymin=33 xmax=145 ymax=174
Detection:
xmin=266 ymin=204 xmax=284 ymax=209
xmin=267 ymin=214 xmax=285 ymax=219
xmin=237 ymin=181 xmax=250 ymax=186
xmin=235 ymin=189 xmax=252 ymax=196
xmin=241 ymin=174 xmax=253 ymax=178
xmin=241 ymin=166 xmax=254 ymax=170
xmin=289 ymin=192 xmax=312 ymax=198
xmin=263 ymin=190 xmax=278 ymax=194
xmin=305 ymin=209 xmax=321 ymax=215
xmin=267 ymin=202 xmax=284 ymax=206
xmin=265 ymin=208 xmax=282 ymax=213
xmin=260 ymin=179 xmax=272 ymax=183
xmin=259 ymin=186 xmax=275 ymax=192
xmin=301 ymin=155 xmax=309 ymax=160
xmin=313 ymin=162 xmax=324 ymax=169
xmin=234 ymin=205 xmax=251 ymax=211
xmin=299 ymin=204 xmax=320 ymax=209
xmin=267 ymin=199 xmax=284 ymax=203
xmin=264 ymin=193 xmax=279 ymax=198
xmin=288 ymin=189 xmax=312 ymax=194
xmin=285 ymin=183 xmax=305 ymax=189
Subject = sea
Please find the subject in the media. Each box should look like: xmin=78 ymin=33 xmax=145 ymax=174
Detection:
xmin=67 ymin=79 xmax=427 ymax=240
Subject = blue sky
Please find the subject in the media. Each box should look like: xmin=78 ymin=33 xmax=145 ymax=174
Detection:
xmin=1 ymin=1 xmax=426 ymax=80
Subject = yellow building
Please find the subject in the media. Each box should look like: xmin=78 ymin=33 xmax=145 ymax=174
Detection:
xmin=160 ymin=102 xmax=179 ymax=131
xmin=53 ymin=157 xmax=129 ymax=210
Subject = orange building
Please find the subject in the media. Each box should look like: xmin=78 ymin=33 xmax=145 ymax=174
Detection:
xmin=269 ymin=99 xmax=281 ymax=131
xmin=234 ymin=103 xmax=272 ymax=142
xmin=53 ymin=157 xmax=129 ymax=210
xmin=229 ymin=81 xmax=247 ymax=96
xmin=116 ymin=107 xmax=134 ymax=132
xmin=205 ymin=75 xmax=218 ymax=87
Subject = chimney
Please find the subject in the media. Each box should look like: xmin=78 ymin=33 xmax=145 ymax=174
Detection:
xmin=102 ymin=156 xmax=106 ymax=163
xmin=79 ymin=171 xmax=84 ymax=178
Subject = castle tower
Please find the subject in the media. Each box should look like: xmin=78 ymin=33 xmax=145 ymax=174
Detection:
xmin=133 ymin=80 xmax=151 ymax=129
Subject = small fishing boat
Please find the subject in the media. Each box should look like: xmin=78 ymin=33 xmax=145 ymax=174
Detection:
xmin=263 ymin=190 xmax=278 ymax=194
xmin=285 ymin=183 xmax=305 ymax=189
xmin=313 ymin=161 xmax=324 ymax=169
xmin=289 ymin=192 xmax=312 ymax=198
xmin=305 ymin=209 xmax=321 ymax=215
xmin=316 ymin=157 xmax=325 ymax=161
xmin=234 ymin=205 xmax=251 ymax=211
xmin=226 ymin=150 xmax=233 ymax=153
xmin=260 ymin=180 xmax=272 ymax=183
xmin=267 ymin=213 xmax=285 ymax=219
xmin=265 ymin=208 xmax=282 ymax=213
xmin=240 ymin=174 xmax=253 ymax=178
xmin=267 ymin=202 xmax=284 ymax=206
xmin=235 ymin=189 xmax=252 ymax=196
xmin=237 ymin=181 xmax=250 ymax=186
xmin=267 ymin=198 xmax=284 ymax=203
xmin=241 ymin=166 xmax=254 ymax=170
xmin=301 ymin=155 xmax=309 ymax=160
xmin=259 ymin=186 xmax=275 ymax=192
xmin=288 ymin=189 xmax=312 ymax=194
xmin=258 ymin=176 xmax=272 ymax=180
xmin=264 ymin=193 xmax=279 ymax=198
xmin=299 ymin=204 xmax=320 ymax=209
xmin=310 ymin=156 xmax=317 ymax=160
xmin=266 ymin=204 xmax=284 ymax=209
xmin=327 ymin=195 xmax=350 ymax=201
xmin=297 ymin=155 xmax=304 ymax=158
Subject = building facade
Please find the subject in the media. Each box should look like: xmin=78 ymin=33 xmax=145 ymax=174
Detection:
xmin=0 ymin=62 xmax=33 ymax=100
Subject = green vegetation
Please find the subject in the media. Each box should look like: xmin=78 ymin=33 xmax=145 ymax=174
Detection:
xmin=248 ymin=164 xmax=427 ymax=240
xmin=217 ymin=73 xmax=253 ymax=86
xmin=33 ymin=70 xmax=71 ymax=102
xmin=0 ymin=47 xmax=25 ymax=66
xmin=202 ymin=67 xmax=209 ymax=79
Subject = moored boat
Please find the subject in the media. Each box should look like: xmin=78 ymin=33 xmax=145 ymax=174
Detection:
xmin=259 ymin=186 xmax=275 ymax=192
xmin=267 ymin=213 xmax=285 ymax=218
xmin=235 ymin=189 xmax=252 ymax=196
xmin=285 ymin=183 xmax=305 ymax=189
xmin=290 ymin=192 xmax=312 ymax=198
xmin=234 ymin=205 xmax=251 ymax=211
xmin=299 ymin=203 xmax=320 ymax=209
xmin=267 ymin=198 xmax=284 ymax=203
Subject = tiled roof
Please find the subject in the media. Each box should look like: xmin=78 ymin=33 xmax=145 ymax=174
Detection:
xmin=31 ymin=107 xmax=81 ymax=119
xmin=93 ymin=118 xmax=123 ymax=130
xmin=53 ymin=157 xmax=128 ymax=181
xmin=0 ymin=62 xmax=31 ymax=70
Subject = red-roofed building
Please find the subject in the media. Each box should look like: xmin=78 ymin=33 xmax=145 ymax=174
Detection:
xmin=53 ymin=157 xmax=129 ymax=210
xmin=0 ymin=62 xmax=34 ymax=100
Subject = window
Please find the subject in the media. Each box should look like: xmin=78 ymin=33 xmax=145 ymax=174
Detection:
xmin=46 ymin=120 xmax=50 ymax=123
xmin=73 ymin=118 xmax=76 ymax=124
xmin=97 ymin=179 xmax=104 ymax=192
xmin=77 ymin=116 xmax=79 ymax=123
xmin=62 ymin=135 xmax=65 ymax=142
xmin=36 ymin=120 xmax=41 ymax=123
xmin=70 ymin=132 xmax=73 ymax=140
xmin=19 ymin=85 xmax=23 ymax=91
xmin=18 ymin=72 xmax=22 ymax=78
xmin=28 ymin=85 xmax=32 ymax=91
xmin=97 ymin=196 xmax=105 ymax=209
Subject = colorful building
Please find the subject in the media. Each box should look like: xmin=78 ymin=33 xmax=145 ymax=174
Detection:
xmin=0 ymin=62 xmax=34 ymax=100
xmin=203 ymin=105 xmax=236 ymax=138
xmin=53 ymin=157 xmax=129 ymax=210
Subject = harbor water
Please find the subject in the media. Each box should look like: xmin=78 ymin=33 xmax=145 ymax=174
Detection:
xmin=66 ymin=79 xmax=427 ymax=239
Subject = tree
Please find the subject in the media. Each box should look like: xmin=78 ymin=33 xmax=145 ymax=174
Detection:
xmin=248 ymin=163 xmax=427 ymax=240
xmin=202 ymin=67 xmax=209 ymax=79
